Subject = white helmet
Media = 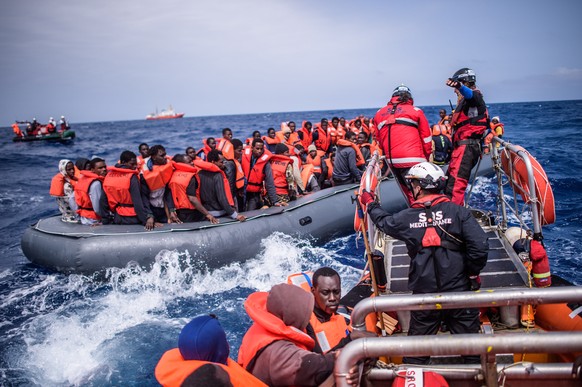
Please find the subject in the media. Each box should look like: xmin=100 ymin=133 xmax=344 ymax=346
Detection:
xmin=405 ymin=162 xmax=447 ymax=190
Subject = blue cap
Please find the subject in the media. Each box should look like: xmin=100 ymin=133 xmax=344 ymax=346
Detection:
xmin=178 ymin=315 xmax=230 ymax=365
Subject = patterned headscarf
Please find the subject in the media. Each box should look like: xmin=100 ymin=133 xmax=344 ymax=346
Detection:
xmin=58 ymin=159 xmax=72 ymax=177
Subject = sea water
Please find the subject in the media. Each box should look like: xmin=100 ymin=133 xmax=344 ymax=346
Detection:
xmin=0 ymin=100 xmax=581 ymax=385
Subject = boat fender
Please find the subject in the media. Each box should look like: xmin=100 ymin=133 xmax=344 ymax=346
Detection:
xmin=393 ymin=368 xmax=449 ymax=387
xmin=530 ymin=239 xmax=551 ymax=288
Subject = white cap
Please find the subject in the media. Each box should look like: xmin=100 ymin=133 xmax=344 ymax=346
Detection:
xmin=492 ymin=116 xmax=500 ymax=122
xmin=61 ymin=115 xmax=65 ymax=119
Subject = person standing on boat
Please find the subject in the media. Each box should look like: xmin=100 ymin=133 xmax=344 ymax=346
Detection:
xmin=49 ymin=159 xmax=78 ymax=223
xmin=217 ymin=128 xmax=235 ymax=161
xmin=306 ymin=267 xmax=376 ymax=354
xmin=168 ymin=154 xmax=219 ymax=224
xmin=59 ymin=116 xmax=69 ymax=131
xmin=155 ymin=314 xmax=266 ymax=387
xmin=224 ymin=139 xmax=246 ymax=212
xmin=445 ymin=67 xmax=490 ymax=205
xmin=195 ymin=150 xmax=246 ymax=222
xmin=332 ymin=131 xmax=365 ymax=186
xmin=372 ymin=84 xmax=432 ymax=203
xmin=103 ymin=150 xmax=157 ymax=230
xmin=73 ymin=157 xmax=112 ymax=225
xmin=360 ymin=161 xmax=488 ymax=365
xmin=140 ymin=145 xmax=182 ymax=224
xmin=241 ymin=138 xmax=282 ymax=210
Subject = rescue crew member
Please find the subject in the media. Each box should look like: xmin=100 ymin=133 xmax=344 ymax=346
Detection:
xmin=445 ymin=67 xmax=490 ymax=205
xmin=306 ymin=267 xmax=376 ymax=354
xmin=372 ymin=84 xmax=432 ymax=203
xmin=195 ymin=150 xmax=246 ymax=222
xmin=155 ymin=314 xmax=266 ymax=387
xmin=270 ymin=143 xmax=298 ymax=204
xmin=332 ymin=131 xmax=364 ymax=186
xmin=103 ymin=150 xmax=156 ymax=230
xmin=46 ymin=117 xmax=57 ymax=133
xmin=169 ymin=154 xmax=218 ymax=224
xmin=59 ymin=116 xmax=69 ymax=131
xmin=360 ymin=161 xmax=488 ymax=365
xmin=217 ymin=128 xmax=235 ymax=161
xmin=238 ymin=283 xmax=359 ymax=386
xmin=140 ymin=145 xmax=181 ymax=224
xmin=73 ymin=157 xmax=111 ymax=225
xmin=241 ymin=139 xmax=281 ymax=210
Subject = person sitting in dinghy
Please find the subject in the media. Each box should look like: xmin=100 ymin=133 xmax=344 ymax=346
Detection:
xmin=155 ymin=314 xmax=266 ymax=387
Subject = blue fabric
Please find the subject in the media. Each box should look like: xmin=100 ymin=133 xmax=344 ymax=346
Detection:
xmin=458 ymin=85 xmax=473 ymax=100
xmin=178 ymin=315 xmax=230 ymax=365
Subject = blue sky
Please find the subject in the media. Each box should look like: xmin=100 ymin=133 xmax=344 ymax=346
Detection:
xmin=1 ymin=0 xmax=581 ymax=124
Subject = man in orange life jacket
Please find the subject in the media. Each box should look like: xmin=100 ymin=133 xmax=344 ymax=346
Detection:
xmin=372 ymin=84 xmax=432 ymax=203
xmin=224 ymin=138 xmax=246 ymax=211
xmin=196 ymin=149 xmax=246 ymax=222
xmin=306 ymin=267 xmax=376 ymax=354
xmin=306 ymin=144 xmax=328 ymax=188
xmin=155 ymin=314 xmax=266 ymax=387
xmin=445 ymin=67 xmax=490 ymax=205
xmin=137 ymin=143 xmax=149 ymax=171
xmin=270 ymin=143 xmax=298 ymax=204
xmin=103 ymin=150 xmax=156 ymax=230
xmin=262 ymin=128 xmax=280 ymax=153
xmin=169 ymin=154 xmax=219 ymax=224
xmin=141 ymin=145 xmax=181 ymax=224
xmin=360 ymin=162 xmax=488 ymax=365
xmin=241 ymin=139 xmax=281 ymax=210
xmin=217 ymin=128 xmax=235 ymax=161
xmin=196 ymin=137 xmax=216 ymax=161
xmin=73 ymin=157 xmax=112 ymax=225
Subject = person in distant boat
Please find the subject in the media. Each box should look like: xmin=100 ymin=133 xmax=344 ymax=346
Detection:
xmin=445 ymin=67 xmax=490 ymax=205
xmin=432 ymin=126 xmax=454 ymax=165
xmin=223 ymin=138 xmax=246 ymax=211
xmin=169 ymin=154 xmax=219 ymax=224
xmin=306 ymin=267 xmax=377 ymax=354
xmin=155 ymin=314 xmax=266 ymax=387
xmin=103 ymin=150 xmax=156 ymax=230
xmin=140 ymin=145 xmax=181 ymax=224
xmin=238 ymin=283 xmax=342 ymax=386
xmin=217 ymin=128 xmax=235 ymax=161
xmin=59 ymin=116 xmax=69 ymax=131
xmin=46 ymin=117 xmax=57 ymax=133
xmin=137 ymin=143 xmax=149 ymax=170
xmin=270 ymin=143 xmax=298 ymax=204
xmin=332 ymin=131 xmax=364 ymax=186
xmin=372 ymin=84 xmax=432 ymax=203
xmin=241 ymin=138 xmax=281 ymax=210
xmin=195 ymin=149 xmax=246 ymax=222
xmin=262 ymin=128 xmax=279 ymax=153
xmin=359 ymin=161 xmax=488 ymax=365
xmin=49 ymin=159 xmax=78 ymax=223
xmin=73 ymin=157 xmax=112 ymax=225
xmin=196 ymin=137 xmax=216 ymax=161
xmin=29 ymin=118 xmax=40 ymax=136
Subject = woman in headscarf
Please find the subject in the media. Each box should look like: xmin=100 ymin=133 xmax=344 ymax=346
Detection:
xmin=49 ymin=159 xmax=79 ymax=223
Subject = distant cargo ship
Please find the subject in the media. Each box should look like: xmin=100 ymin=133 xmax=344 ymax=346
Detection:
xmin=145 ymin=106 xmax=184 ymax=120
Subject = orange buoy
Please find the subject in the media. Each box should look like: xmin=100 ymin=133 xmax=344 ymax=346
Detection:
xmin=501 ymin=145 xmax=555 ymax=225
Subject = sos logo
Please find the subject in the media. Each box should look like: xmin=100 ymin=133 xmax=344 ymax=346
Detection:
xmin=418 ymin=211 xmax=443 ymax=222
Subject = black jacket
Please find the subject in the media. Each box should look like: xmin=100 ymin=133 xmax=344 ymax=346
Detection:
xmin=368 ymin=194 xmax=488 ymax=293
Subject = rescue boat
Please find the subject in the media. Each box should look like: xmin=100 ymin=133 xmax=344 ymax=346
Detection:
xmin=145 ymin=106 xmax=185 ymax=120
xmin=21 ymin=155 xmax=494 ymax=275
xmin=12 ymin=127 xmax=76 ymax=143
xmin=328 ymin=140 xmax=582 ymax=386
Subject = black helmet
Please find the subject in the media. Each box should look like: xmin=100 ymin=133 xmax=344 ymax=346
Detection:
xmin=392 ymin=84 xmax=412 ymax=98
xmin=452 ymin=68 xmax=476 ymax=83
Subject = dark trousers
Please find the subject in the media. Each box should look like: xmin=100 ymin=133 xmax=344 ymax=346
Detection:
xmin=403 ymin=307 xmax=481 ymax=365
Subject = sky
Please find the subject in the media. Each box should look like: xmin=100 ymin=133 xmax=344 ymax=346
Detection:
xmin=1 ymin=0 xmax=581 ymax=124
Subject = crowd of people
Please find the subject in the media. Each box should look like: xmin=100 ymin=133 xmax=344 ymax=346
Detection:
xmin=13 ymin=116 xmax=70 ymax=137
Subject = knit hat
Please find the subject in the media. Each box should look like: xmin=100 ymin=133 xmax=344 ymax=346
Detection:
xmin=178 ymin=315 xmax=230 ymax=365
xmin=307 ymin=144 xmax=317 ymax=153
xmin=275 ymin=143 xmax=289 ymax=155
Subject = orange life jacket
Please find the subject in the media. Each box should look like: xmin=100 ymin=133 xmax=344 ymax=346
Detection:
xmin=261 ymin=135 xmax=280 ymax=146
xmin=313 ymin=123 xmax=330 ymax=153
xmin=308 ymin=312 xmax=350 ymax=354
xmin=286 ymin=271 xmax=314 ymax=293
xmin=193 ymin=159 xmax=234 ymax=207
xmin=241 ymin=149 xmax=271 ymax=193
xmin=217 ymin=138 xmax=234 ymax=160
xmin=49 ymin=173 xmax=71 ymax=197
xmin=324 ymin=158 xmax=333 ymax=180
xmin=490 ymin=122 xmax=504 ymax=137
xmin=301 ymin=163 xmax=315 ymax=189
xmin=196 ymin=139 xmax=214 ymax=160
xmin=142 ymin=162 xmax=174 ymax=191
xmin=328 ymin=124 xmax=345 ymax=145
xmin=432 ymin=124 xmax=452 ymax=139
xmin=168 ymin=162 xmax=198 ymax=210
xmin=297 ymin=122 xmax=313 ymax=150
xmin=306 ymin=150 xmax=325 ymax=174
xmin=270 ymin=154 xmax=293 ymax=195
xmin=75 ymin=171 xmax=105 ymax=220
xmin=12 ymin=123 xmax=22 ymax=137
xmin=234 ymin=159 xmax=245 ymax=190
xmin=288 ymin=132 xmax=300 ymax=146
xmin=155 ymin=349 xmax=266 ymax=387
xmin=136 ymin=155 xmax=146 ymax=171
xmin=238 ymin=291 xmax=315 ymax=370
xmin=336 ymin=138 xmax=366 ymax=167
xmin=103 ymin=166 xmax=139 ymax=217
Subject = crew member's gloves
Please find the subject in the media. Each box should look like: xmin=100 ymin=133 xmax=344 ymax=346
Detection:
xmin=359 ymin=191 xmax=375 ymax=206
xmin=446 ymin=78 xmax=462 ymax=89
xmin=469 ymin=275 xmax=481 ymax=291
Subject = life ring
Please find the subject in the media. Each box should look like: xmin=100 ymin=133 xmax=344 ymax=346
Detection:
xmin=501 ymin=145 xmax=555 ymax=225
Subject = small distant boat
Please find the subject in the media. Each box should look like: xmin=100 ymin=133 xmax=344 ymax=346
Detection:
xmin=11 ymin=122 xmax=75 ymax=143
xmin=145 ymin=106 xmax=184 ymax=120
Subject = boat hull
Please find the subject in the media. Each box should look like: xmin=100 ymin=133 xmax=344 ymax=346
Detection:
xmin=145 ymin=113 xmax=184 ymax=120
xmin=12 ymin=130 xmax=76 ymax=143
